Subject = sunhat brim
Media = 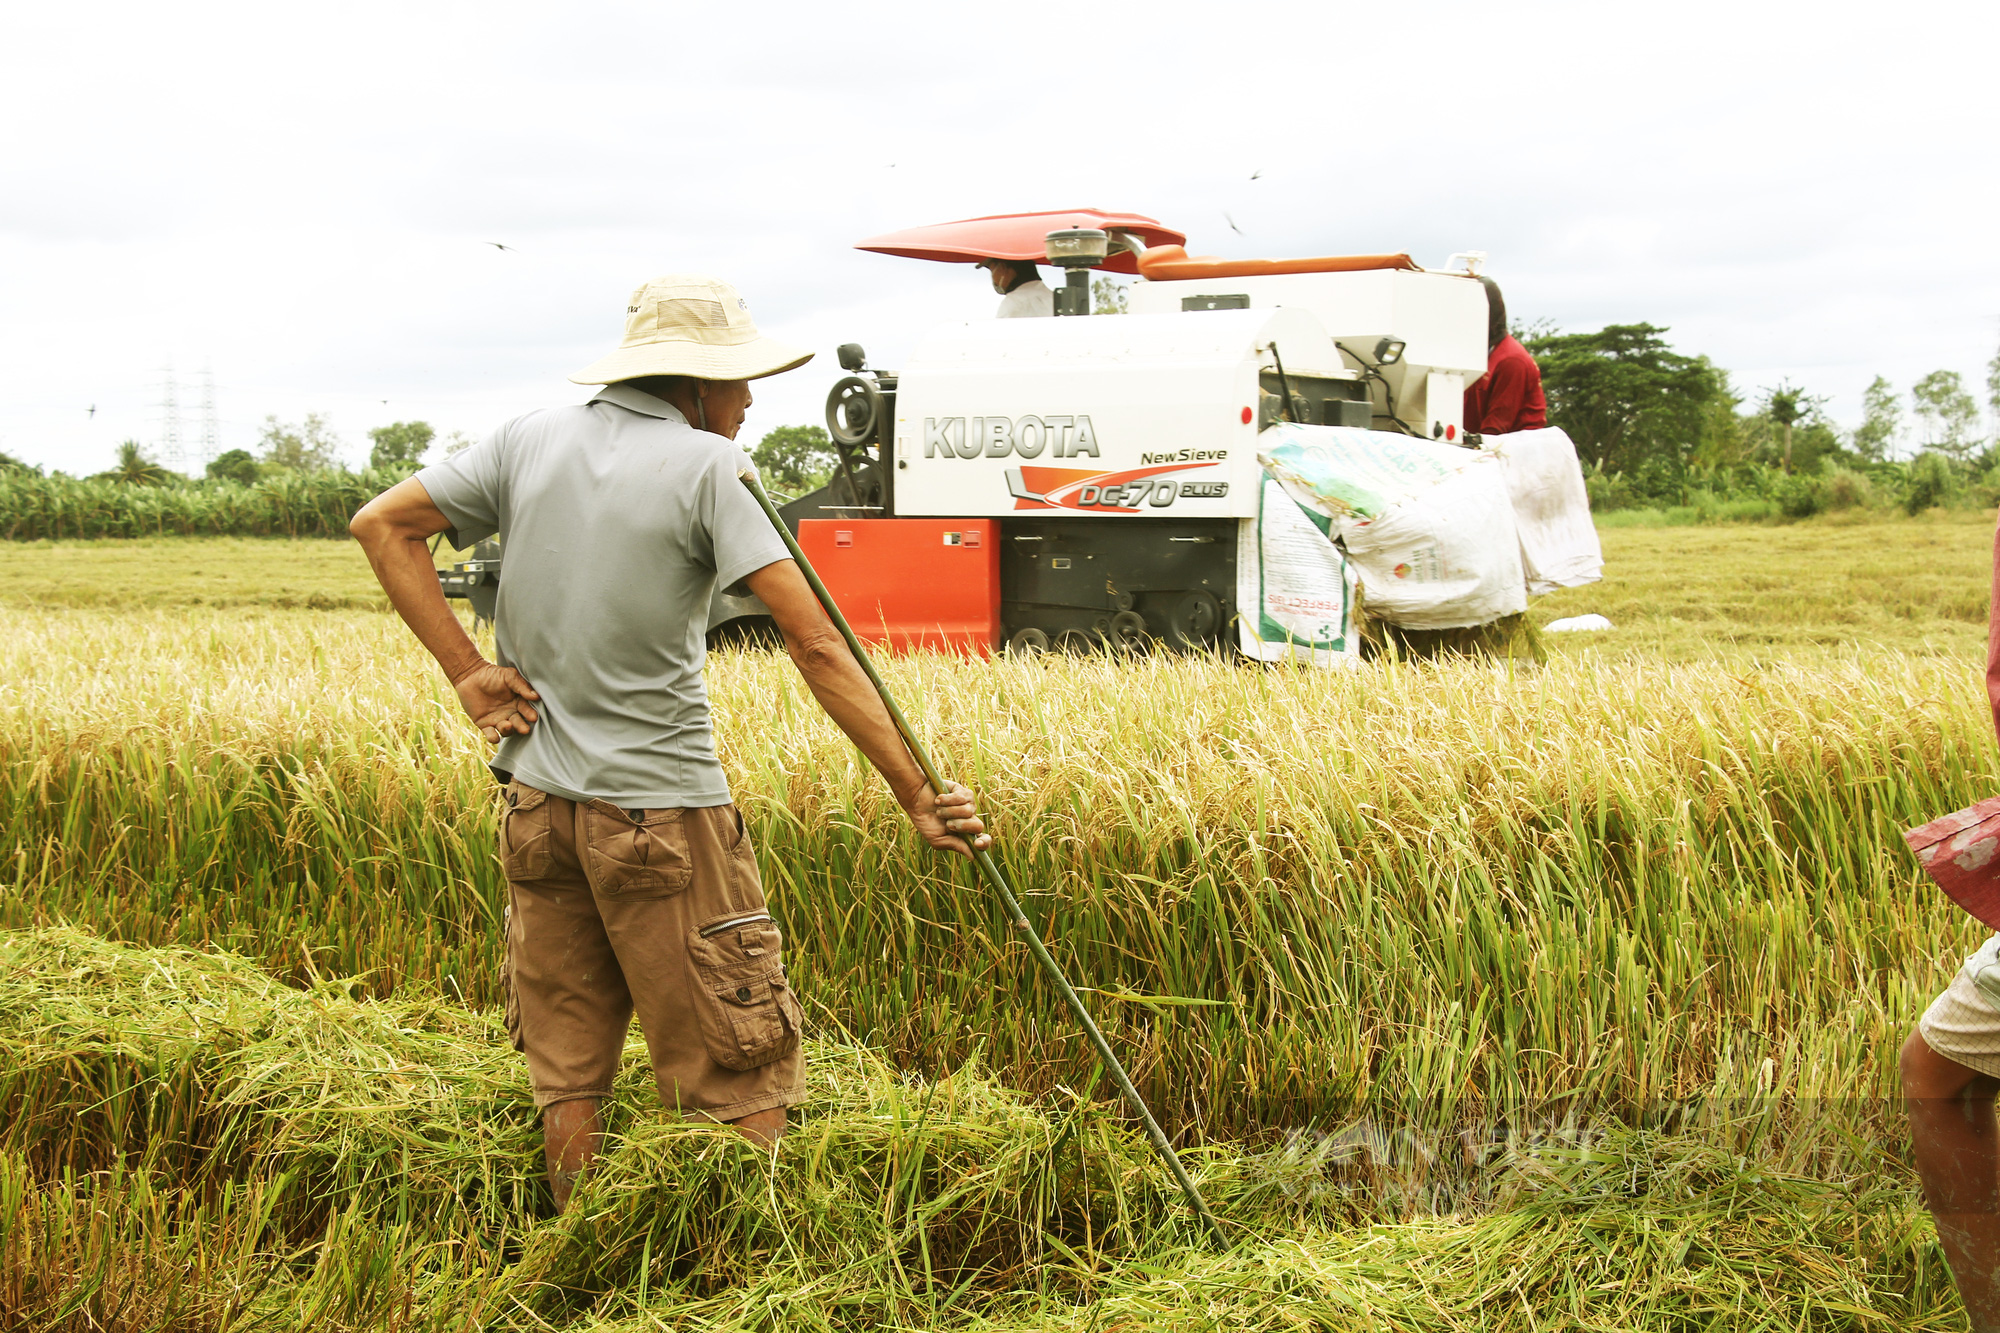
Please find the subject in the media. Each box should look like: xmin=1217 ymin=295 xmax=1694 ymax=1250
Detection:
xmin=569 ymin=335 xmax=813 ymax=385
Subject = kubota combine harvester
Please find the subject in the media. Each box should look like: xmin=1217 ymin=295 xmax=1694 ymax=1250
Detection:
xmin=442 ymin=208 xmax=1514 ymax=655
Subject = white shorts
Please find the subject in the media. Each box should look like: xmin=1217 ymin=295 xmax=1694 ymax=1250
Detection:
xmin=1920 ymin=933 xmax=2000 ymax=1079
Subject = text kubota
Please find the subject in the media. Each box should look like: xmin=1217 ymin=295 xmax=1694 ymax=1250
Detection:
xmin=924 ymin=416 xmax=1101 ymax=459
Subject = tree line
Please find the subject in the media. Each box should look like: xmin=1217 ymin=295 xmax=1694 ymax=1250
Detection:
xmin=0 ymin=415 xmax=466 ymax=489
xmin=0 ymin=415 xmax=473 ymax=541
xmin=1523 ymin=321 xmax=2000 ymax=515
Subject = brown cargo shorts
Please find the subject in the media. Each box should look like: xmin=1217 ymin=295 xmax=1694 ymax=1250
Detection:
xmin=496 ymin=779 xmax=805 ymax=1120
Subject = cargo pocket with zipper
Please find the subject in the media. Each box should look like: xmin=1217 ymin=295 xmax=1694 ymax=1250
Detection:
xmin=687 ymin=910 xmax=802 ymax=1071
xmin=500 ymin=783 xmax=555 ymax=881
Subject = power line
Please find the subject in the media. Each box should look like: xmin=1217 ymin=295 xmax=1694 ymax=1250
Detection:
xmin=199 ymin=365 xmax=219 ymax=466
xmin=156 ymin=363 xmax=183 ymax=471
xmin=154 ymin=361 xmax=223 ymax=473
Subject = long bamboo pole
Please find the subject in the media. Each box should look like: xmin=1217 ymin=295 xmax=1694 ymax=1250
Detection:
xmin=738 ymin=469 xmax=1224 ymax=1244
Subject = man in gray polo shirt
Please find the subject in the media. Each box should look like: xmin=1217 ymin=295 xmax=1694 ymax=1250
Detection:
xmin=350 ymin=274 xmax=987 ymax=1211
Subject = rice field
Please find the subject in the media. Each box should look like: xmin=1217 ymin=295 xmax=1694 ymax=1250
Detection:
xmin=2 ymin=513 xmax=1995 ymax=1329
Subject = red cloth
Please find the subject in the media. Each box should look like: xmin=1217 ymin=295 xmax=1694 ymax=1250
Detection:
xmin=1463 ymin=335 xmax=1547 ymax=434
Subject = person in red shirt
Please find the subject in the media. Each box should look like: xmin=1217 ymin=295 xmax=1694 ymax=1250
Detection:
xmin=1461 ymin=276 xmax=1547 ymax=436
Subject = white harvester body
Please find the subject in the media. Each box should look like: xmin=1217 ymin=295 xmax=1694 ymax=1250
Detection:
xmin=890 ymin=306 xmax=1346 ymax=520
xmin=1127 ymin=268 xmax=1489 ymax=443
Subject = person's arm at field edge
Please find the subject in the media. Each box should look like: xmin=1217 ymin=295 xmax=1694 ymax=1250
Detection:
xmin=742 ymin=558 xmax=989 ymax=859
xmin=349 ymin=476 xmax=540 ymax=744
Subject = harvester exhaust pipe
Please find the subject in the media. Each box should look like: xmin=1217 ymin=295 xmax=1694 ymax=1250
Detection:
xmin=739 ymin=468 xmax=1225 ymax=1244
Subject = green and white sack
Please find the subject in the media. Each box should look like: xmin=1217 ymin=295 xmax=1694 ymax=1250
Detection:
xmin=1235 ymin=475 xmax=1360 ymax=667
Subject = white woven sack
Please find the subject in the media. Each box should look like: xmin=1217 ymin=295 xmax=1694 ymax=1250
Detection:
xmin=1259 ymin=425 xmax=1528 ymax=630
xmin=1483 ymin=427 xmax=1602 ymax=595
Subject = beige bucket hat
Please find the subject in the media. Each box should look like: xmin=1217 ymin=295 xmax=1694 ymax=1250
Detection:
xmin=569 ymin=274 xmax=814 ymax=384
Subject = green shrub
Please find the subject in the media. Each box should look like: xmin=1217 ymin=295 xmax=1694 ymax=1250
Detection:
xmin=1773 ymin=473 xmax=1825 ymax=519
xmin=1972 ymin=462 xmax=2000 ymax=512
xmin=1822 ymin=468 xmax=1875 ymax=510
xmin=1902 ymin=451 xmax=1958 ymax=515
xmin=1584 ymin=466 xmax=1639 ymax=511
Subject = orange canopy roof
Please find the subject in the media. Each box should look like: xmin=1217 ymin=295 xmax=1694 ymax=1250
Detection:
xmin=854 ymin=209 xmax=1186 ymax=277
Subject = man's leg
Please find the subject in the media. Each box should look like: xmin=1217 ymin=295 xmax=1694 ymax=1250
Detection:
xmin=1903 ymin=1027 xmax=2000 ymax=1331
xmin=543 ymin=1096 xmax=604 ymax=1213
xmin=503 ymin=786 xmax=632 ymax=1215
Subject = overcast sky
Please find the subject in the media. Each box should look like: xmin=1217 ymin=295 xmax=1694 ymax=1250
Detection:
xmin=4 ymin=0 xmax=1995 ymax=475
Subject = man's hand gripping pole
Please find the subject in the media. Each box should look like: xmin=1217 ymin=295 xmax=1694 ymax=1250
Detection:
xmin=737 ymin=469 xmax=1224 ymax=1244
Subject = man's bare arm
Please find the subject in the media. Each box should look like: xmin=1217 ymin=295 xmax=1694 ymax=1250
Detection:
xmin=349 ymin=477 xmax=540 ymax=743
xmin=742 ymin=558 xmax=989 ymax=857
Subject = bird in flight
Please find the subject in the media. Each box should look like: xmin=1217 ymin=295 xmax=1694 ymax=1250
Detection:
xmin=485 ymin=241 xmax=515 ymax=252
xmin=1249 ymin=169 xmax=1263 ymax=180
xmin=1223 ymin=211 xmax=1244 ymax=236
xmin=87 ymin=404 xmax=96 ymax=419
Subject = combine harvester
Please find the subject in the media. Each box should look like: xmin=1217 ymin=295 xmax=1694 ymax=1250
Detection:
xmin=444 ymin=209 xmax=1602 ymax=661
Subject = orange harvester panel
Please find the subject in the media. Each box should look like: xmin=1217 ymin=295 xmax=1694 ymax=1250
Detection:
xmin=797 ymin=519 xmax=1001 ymax=655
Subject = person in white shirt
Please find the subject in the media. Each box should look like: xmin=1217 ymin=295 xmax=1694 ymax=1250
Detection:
xmin=975 ymin=259 xmax=1055 ymax=318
